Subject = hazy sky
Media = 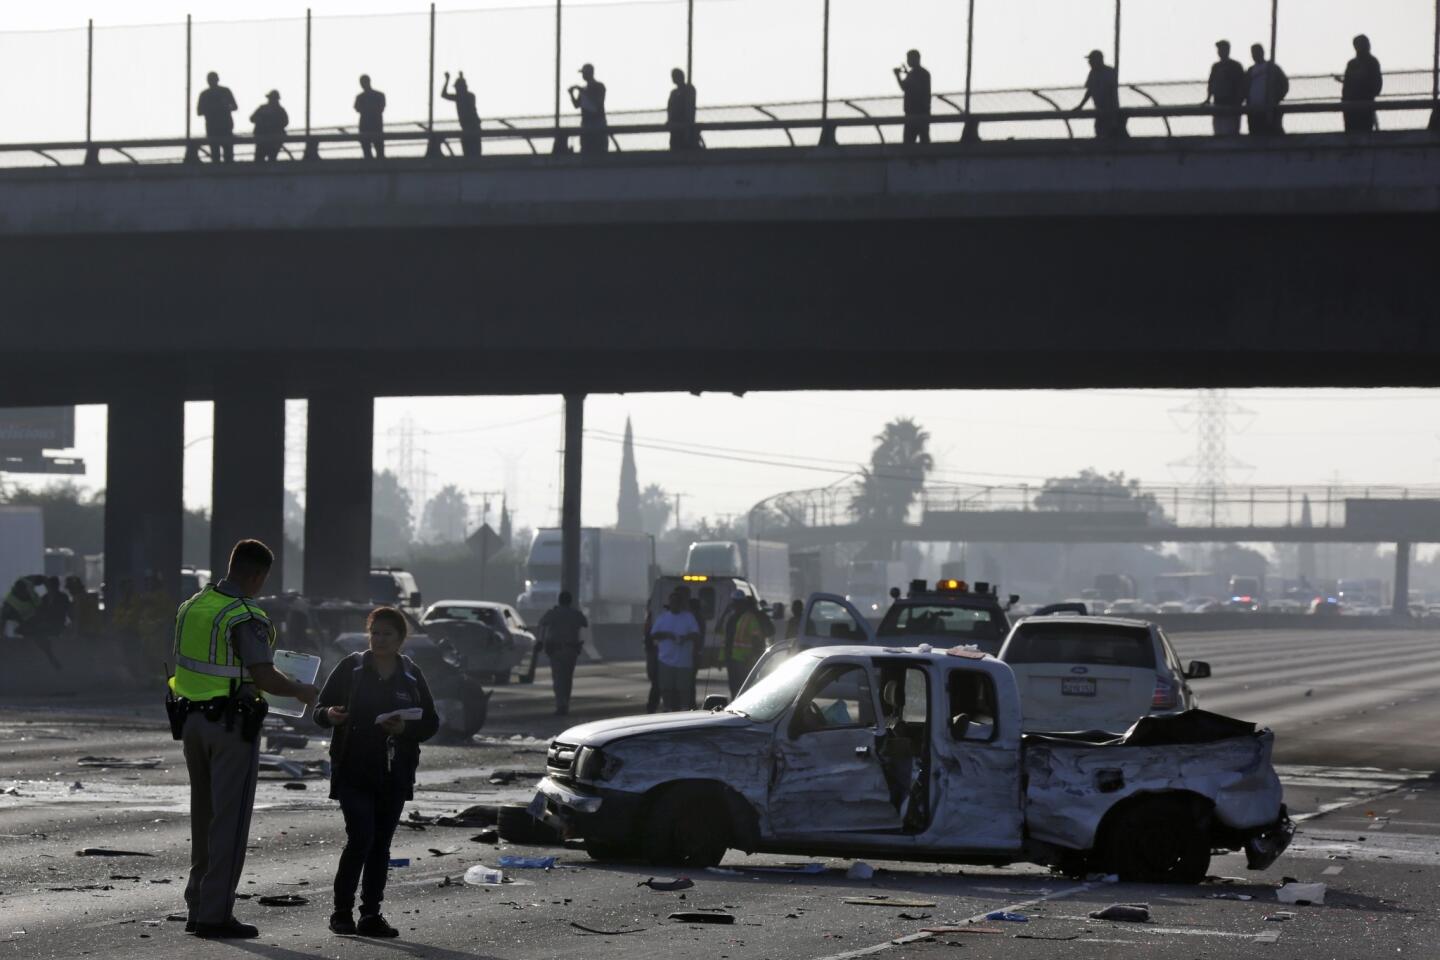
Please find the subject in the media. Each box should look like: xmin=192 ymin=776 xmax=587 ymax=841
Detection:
xmin=4 ymin=1 xmax=1440 ymax=537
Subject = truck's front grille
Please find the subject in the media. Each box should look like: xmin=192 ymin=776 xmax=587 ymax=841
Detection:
xmin=547 ymin=740 xmax=578 ymax=775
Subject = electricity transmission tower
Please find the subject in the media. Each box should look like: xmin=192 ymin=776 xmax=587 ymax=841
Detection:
xmin=1169 ymin=389 xmax=1252 ymax=526
xmin=388 ymin=415 xmax=433 ymax=511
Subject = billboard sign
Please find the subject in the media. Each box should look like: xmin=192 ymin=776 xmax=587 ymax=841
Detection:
xmin=0 ymin=407 xmax=75 ymax=453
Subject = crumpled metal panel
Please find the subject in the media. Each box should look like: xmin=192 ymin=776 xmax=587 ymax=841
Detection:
xmin=1023 ymin=730 xmax=1283 ymax=850
xmin=601 ymin=727 xmax=774 ymax=820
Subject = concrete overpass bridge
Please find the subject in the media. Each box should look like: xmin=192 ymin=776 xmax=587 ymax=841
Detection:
xmin=2 ymin=98 xmax=1438 ymax=609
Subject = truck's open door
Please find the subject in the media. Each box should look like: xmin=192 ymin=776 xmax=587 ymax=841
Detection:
xmin=797 ymin=593 xmax=876 ymax=650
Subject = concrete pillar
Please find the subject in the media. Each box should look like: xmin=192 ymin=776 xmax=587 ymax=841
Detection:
xmin=210 ymin=389 xmax=286 ymax=590
xmin=560 ymin=393 xmax=585 ymax=600
xmin=103 ymin=391 xmax=184 ymax=612
xmin=1394 ymin=541 xmax=1412 ymax=618
xmin=303 ymin=393 xmax=373 ymax=601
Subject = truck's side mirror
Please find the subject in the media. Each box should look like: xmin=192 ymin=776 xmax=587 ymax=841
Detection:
xmin=410 ymin=592 xmax=423 ymax=608
xmin=703 ymin=694 xmax=729 ymax=711
xmin=1185 ymin=660 xmax=1212 ymax=680
xmin=889 ymin=587 xmax=901 ymax=600
xmin=1008 ymin=594 xmax=1021 ymax=609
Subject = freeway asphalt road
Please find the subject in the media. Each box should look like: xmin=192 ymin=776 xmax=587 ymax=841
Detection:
xmin=1 ymin=627 xmax=1437 ymax=959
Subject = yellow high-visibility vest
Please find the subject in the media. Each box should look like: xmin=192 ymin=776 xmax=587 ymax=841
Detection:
xmin=168 ymin=584 xmax=275 ymax=701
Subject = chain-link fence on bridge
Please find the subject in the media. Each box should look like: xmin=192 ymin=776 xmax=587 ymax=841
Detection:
xmin=0 ymin=0 xmax=1436 ymax=165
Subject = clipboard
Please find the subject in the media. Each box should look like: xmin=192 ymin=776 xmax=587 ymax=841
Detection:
xmin=262 ymin=649 xmax=322 ymax=718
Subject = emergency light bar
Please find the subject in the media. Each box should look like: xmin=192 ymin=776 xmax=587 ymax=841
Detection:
xmin=682 ymin=575 xmax=709 ymax=582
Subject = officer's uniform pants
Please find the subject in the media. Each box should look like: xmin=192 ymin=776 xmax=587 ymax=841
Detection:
xmin=549 ymin=648 xmax=580 ymax=713
xmin=182 ymin=711 xmax=260 ymax=925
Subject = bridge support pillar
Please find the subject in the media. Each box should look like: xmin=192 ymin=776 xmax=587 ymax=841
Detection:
xmin=210 ymin=387 xmax=286 ymax=591
xmin=1394 ymin=540 xmax=1412 ymax=618
xmin=303 ymin=393 xmax=373 ymax=601
xmin=103 ymin=389 xmax=184 ymax=613
xmin=560 ymin=393 xmax=584 ymax=602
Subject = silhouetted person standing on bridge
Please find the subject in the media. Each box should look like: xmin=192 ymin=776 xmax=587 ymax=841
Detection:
xmin=1076 ymin=50 xmax=1123 ymax=139
xmin=569 ymin=64 xmax=608 ymax=156
xmin=250 ymin=91 xmax=289 ymax=162
xmin=1339 ymin=34 xmax=1382 ymax=133
xmin=894 ymin=49 xmax=932 ymax=145
xmin=440 ymin=71 xmax=481 ymax=158
xmin=1245 ymin=43 xmax=1289 ymax=136
xmin=197 ymin=72 xmax=238 ymax=163
xmin=355 ymin=75 xmax=387 ymax=159
xmin=1204 ymin=40 xmax=1246 ymax=135
xmin=667 ymin=68 xmax=698 ymax=150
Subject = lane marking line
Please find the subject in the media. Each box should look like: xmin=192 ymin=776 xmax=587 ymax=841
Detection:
xmin=809 ymin=883 xmax=1092 ymax=960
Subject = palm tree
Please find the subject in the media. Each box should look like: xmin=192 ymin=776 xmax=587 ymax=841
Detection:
xmin=851 ymin=418 xmax=934 ymax=531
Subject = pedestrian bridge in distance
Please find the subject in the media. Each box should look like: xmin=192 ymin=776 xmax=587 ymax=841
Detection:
xmin=2 ymin=128 xmax=1439 ymax=406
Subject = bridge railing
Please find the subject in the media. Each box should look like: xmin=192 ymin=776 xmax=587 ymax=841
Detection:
xmin=1 ymin=89 xmax=1436 ymax=170
xmin=749 ymin=480 xmax=1440 ymax=536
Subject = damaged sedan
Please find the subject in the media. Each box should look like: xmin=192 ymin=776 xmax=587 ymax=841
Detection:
xmin=532 ymin=644 xmax=1292 ymax=883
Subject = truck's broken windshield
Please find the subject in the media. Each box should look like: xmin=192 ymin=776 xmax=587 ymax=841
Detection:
xmin=726 ymin=654 xmax=819 ymax=722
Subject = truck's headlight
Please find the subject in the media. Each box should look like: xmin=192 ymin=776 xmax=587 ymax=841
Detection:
xmin=574 ymin=746 xmax=622 ymax=781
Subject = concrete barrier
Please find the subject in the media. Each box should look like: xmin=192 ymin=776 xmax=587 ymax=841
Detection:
xmin=1152 ymin=613 xmax=1435 ymax=633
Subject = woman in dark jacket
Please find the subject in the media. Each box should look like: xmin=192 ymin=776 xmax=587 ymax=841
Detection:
xmin=315 ymin=606 xmax=438 ymax=937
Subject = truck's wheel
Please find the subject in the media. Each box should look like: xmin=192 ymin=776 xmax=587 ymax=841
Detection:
xmin=1105 ymin=798 xmax=1211 ymax=884
xmin=641 ymin=784 xmax=729 ymax=868
xmin=583 ymin=838 xmax=635 ymax=862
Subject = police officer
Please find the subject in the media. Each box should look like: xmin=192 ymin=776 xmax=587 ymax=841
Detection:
xmin=538 ymin=591 xmax=588 ymax=715
xmin=169 ymin=539 xmax=318 ymax=939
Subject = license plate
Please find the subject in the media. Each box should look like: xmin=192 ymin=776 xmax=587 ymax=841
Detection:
xmin=1061 ymin=678 xmax=1097 ymax=697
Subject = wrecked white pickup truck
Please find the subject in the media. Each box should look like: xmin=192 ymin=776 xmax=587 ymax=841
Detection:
xmin=532 ymin=645 xmax=1292 ymax=883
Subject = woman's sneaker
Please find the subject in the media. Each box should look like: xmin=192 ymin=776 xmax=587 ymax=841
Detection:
xmin=356 ymin=914 xmax=400 ymax=938
xmin=328 ymin=911 xmax=357 ymax=935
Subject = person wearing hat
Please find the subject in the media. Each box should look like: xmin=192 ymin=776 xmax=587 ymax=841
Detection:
xmin=249 ymin=90 xmax=289 ymax=162
xmin=1203 ymin=40 xmax=1246 ymax=135
xmin=1075 ymin=50 xmax=1121 ymax=139
xmin=568 ymin=63 xmax=608 ymax=155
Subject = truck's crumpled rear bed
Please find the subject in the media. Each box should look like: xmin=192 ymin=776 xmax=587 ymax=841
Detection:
xmin=1022 ymin=710 xmax=1287 ymax=854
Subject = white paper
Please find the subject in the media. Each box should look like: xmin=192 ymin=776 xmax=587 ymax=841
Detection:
xmin=375 ymin=707 xmax=424 ymax=726
xmin=261 ymin=650 xmax=322 ymax=719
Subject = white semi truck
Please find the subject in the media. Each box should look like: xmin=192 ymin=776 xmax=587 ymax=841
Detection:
xmin=0 ymin=505 xmax=44 ymax=595
xmin=517 ymin=528 xmax=655 ymax=626
xmin=684 ymin=539 xmax=792 ymax=607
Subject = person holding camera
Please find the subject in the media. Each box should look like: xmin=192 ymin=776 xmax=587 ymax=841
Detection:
xmin=441 ymin=71 xmax=481 ymax=157
xmin=893 ymin=49 xmax=931 ymax=145
xmin=568 ymin=63 xmax=608 ymax=155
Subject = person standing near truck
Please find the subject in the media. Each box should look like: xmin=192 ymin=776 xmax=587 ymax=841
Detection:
xmin=169 ymin=539 xmax=319 ymax=939
xmin=538 ymin=592 xmax=589 ymax=716
xmin=725 ymin=596 xmax=770 ymax=697
xmin=649 ymin=589 xmax=701 ymax=711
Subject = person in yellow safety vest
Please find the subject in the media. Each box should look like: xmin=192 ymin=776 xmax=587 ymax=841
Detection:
xmin=724 ymin=596 xmax=772 ymax=697
xmin=168 ymin=539 xmax=319 ymax=941
xmin=1 ymin=578 xmax=41 ymax=639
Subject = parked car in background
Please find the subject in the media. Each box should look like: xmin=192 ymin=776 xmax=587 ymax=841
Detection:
xmin=998 ymin=615 xmax=1209 ymax=734
xmin=1103 ymin=598 xmax=1155 ymax=616
xmin=1308 ymin=597 xmax=1343 ymax=616
xmin=369 ymin=567 xmax=423 ymax=617
xmin=419 ymin=600 xmax=537 ymax=684
xmin=1156 ymin=601 xmax=1187 ymax=614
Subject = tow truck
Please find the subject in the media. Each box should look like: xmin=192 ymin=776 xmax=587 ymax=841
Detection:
xmin=732 ymin=580 xmax=1016 ymax=700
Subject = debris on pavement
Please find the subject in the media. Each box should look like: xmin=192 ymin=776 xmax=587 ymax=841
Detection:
xmin=283 ymin=782 xmax=307 ymax=791
xmin=264 ymin=732 xmax=309 ymax=751
xmin=1089 ymin=903 xmax=1151 ymax=922
xmin=570 ymin=922 xmax=645 ymax=935
xmin=463 ymin=865 xmax=505 ymax=886
xmin=257 ymin=895 xmax=308 ymax=907
xmin=896 ymin=912 xmax=932 ymax=921
xmin=1276 ymin=882 xmax=1326 ymax=905
xmin=844 ymin=897 xmax=938 ymax=908
xmin=845 ymin=862 xmax=875 ymax=880
xmin=1265 ymin=911 xmax=1298 ymax=922
xmin=499 ymin=855 xmax=558 ymax=870
xmin=668 ymin=911 xmax=735 ymax=925
xmin=984 ymin=911 xmax=1029 ymax=923
xmin=77 ymin=757 xmax=162 ymax=769
xmin=753 ymin=862 xmax=826 ymax=875
xmin=429 ymin=846 xmax=462 ymax=858
xmin=638 ymin=877 xmax=693 ymax=891
xmin=922 ymin=927 xmax=1002 ymax=936
xmin=471 ymin=827 xmax=500 ymax=844
xmin=703 ymin=867 xmax=742 ymax=876
xmin=1207 ymin=893 xmax=1253 ymax=901
xmin=76 ymin=848 xmax=155 ymax=858
xmin=388 ymin=858 xmax=411 ymax=868
xmin=437 ymin=804 xmax=498 ymax=828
